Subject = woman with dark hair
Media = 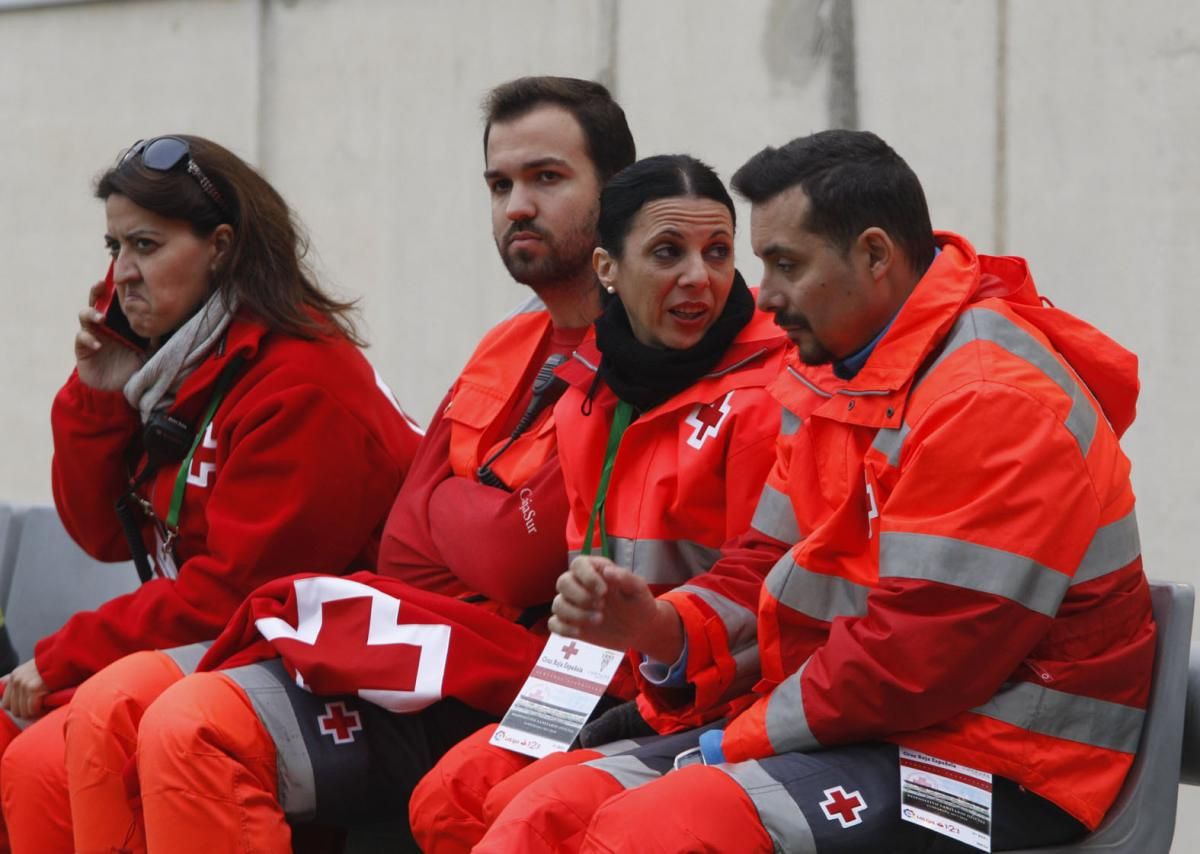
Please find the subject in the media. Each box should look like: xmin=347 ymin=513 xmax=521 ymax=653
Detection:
xmin=407 ymin=155 xmax=792 ymax=853
xmin=0 ymin=135 xmax=422 ymax=851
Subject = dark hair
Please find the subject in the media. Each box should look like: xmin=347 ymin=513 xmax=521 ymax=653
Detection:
xmin=96 ymin=135 xmax=363 ymax=345
xmin=598 ymin=154 xmax=735 ymax=259
xmin=731 ymin=130 xmax=936 ymax=275
xmin=483 ymin=76 xmax=636 ymax=184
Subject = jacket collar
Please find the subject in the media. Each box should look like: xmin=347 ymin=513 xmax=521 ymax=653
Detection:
xmin=558 ymin=308 xmax=786 ymax=416
xmin=171 ymin=312 xmax=270 ymax=410
xmin=775 ymin=232 xmax=984 ymax=429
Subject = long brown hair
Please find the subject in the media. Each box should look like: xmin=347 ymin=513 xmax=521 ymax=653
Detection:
xmin=96 ymin=135 xmax=364 ymax=345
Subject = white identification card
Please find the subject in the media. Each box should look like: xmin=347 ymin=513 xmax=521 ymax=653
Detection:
xmin=489 ymin=633 xmax=624 ymax=759
xmin=899 ymin=747 xmax=993 ymax=852
xmin=154 ymin=529 xmax=179 ymax=580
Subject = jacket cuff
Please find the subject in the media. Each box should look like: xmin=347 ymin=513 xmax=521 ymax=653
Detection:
xmin=58 ymin=371 xmax=137 ymax=420
xmin=32 ymin=632 xmax=83 ymax=693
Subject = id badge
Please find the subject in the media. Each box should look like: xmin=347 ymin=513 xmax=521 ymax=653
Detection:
xmin=490 ymin=633 xmax=624 ymax=759
xmin=153 ymin=526 xmax=179 ymax=580
xmin=899 ymin=747 xmax=992 ymax=851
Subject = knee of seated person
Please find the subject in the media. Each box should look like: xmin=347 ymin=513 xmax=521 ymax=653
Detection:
xmin=70 ymin=650 xmax=176 ymax=714
xmin=1 ymin=716 xmax=58 ymax=793
xmin=582 ymin=766 xmax=771 ymax=853
xmin=137 ymin=672 xmax=248 ymax=761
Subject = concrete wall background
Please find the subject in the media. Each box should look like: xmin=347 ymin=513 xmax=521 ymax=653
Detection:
xmin=2 ymin=0 xmax=1198 ymax=845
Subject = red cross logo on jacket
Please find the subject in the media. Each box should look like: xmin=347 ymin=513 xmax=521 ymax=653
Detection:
xmin=820 ymin=786 xmax=867 ymax=828
xmin=685 ymin=391 xmax=734 ymax=450
xmin=318 ymin=701 xmax=363 ymax=745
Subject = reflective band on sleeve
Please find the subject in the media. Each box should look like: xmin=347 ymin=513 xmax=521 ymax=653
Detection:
xmin=764 ymin=659 xmax=820 ymax=755
xmin=919 ymin=308 xmax=1099 ymax=457
xmin=881 ymin=532 xmax=1069 ymax=617
xmin=751 ymin=484 xmax=802 ymax=545
xmin=673 ymin=584 xmax=759 ymax=655
xmin=716 ymin=643 xmax=764 ymax=705
xmin=781 ymin=407 xmax=803 ymax=436
xmin=605 ymin=537 xmax=724 ymax=585
xmin=764 ymin=555 xmax=870 ymax=622
xmin=161 ymin=641 xmax=212 ymax=676
xmin=222 ymin=662 xmax=318 ymax=821
xmin=1071 ymin=510 xmax=1141 ymax=586
xmin=870 ymin=420 xmax=911 ymax=468
xmin=971 ymin=680 xmax=1145 ymax=754
xmin=718 ymin=759 xmax=818 ymax=854
xmin=582 ymin=753 xmax=664 ymax=790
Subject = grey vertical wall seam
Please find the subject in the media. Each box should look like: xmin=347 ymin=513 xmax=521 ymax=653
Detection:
xmin=994 ymin=0 xmax=1008 ymax=254
xmin=254 ymin=0 xmax=270 ymax=171
xmin=597 ymin=0 xmax=620 ymax=97
xmin=828 ymin=0 xmax=858 ymax=130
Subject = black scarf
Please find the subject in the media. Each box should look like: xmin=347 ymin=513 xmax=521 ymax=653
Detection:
xmin=592 ymin=271 xmax=755 ymax=413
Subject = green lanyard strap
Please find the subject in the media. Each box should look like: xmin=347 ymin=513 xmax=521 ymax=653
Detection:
xmin=581 ymin=399 xmax=635 ymax=559
xmin=166 ymin=355 xmax=244 ymax=532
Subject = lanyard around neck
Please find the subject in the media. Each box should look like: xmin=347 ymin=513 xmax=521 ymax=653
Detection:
xmin=165 ymin=355 xmax=243 ymax=531
xmin=580 ymin=399 xmax=635 ymax=559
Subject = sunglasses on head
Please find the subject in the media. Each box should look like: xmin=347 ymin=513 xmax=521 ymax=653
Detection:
xmin=121 ymin=136 xmax=229 ymax=216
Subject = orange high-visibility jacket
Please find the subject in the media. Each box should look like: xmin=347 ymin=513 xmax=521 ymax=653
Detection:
xmin=646 ymin=232 xmax=1154 ymax=829
xmin=555 ymin=309 xmax=787 ymax=713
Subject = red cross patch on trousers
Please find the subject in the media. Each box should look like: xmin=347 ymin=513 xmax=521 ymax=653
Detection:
xmin=819 ymin=785 xmax=867 ymax=828
xmin=318 ymin=701 xmax=363 ymax=744
xmin=685 ymin=391 xmax=734 ymax=450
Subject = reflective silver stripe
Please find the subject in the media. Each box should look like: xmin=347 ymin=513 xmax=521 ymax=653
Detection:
xmin=781 ymin=407 xmax=803 ymax=436
xmin=569 ymin=538 xmax=723 ymax=584
xmin=222 ymin=663 xmax=317 ymax=820
xmin=571 ymin=351 xmax=599 ymax=372
xmin=582 ymin=753 xmax=662 ymax=790
xmin=501 ymin=292 xmax=547 ymax=319
xmin=591 ymin=738 xmax=642 ymax=757
xmin=786 ymin=366 xmax=833 ymax=398
xmin=764 ymin=555 xmax=870 ymax=622
xmin=718 ymin=759 xmax=817 ymax=854
xmin=706 ymin=347 xmax=768 ymax=378
xmin=161 ymin=641 xmax=212 ymax=676
xmin=751 ymin=484 xmax=801 ymax=545
xmin=673 ymin=584 xmax=759 ymax=655
xmin=924 ymin=308 xmax=1099 ymax=457
xmin=971 ymin=681 xmax=1145 ymax=754
xmin=1072 ymin=510 xmax=1141 ymax=586
xmin=881 ymin=531 xmax=1068 ymax=617
xmin=764 ymin=659 xmax=820 ymax=754
xmin=606 ymin=537 xmax=723 ymax=585
xmin=717 ymin=643 xmax=764 ymax=705
xmin=870 ymin=420 xmax=911 ymax=468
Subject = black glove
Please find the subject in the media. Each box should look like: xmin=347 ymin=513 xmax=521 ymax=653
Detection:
xmin=576 ymin=700 xmax=657 ymax=748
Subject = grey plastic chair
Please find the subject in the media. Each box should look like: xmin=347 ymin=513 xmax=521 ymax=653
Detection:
xmin=3 ymin=505 xmax=139 ymax=661
xmin=1012 ymin=580 xmax=1194 ymax=854
xmin=1180 ymin=640 xmax=1200 ymax=787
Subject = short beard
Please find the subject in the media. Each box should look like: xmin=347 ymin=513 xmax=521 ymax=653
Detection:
xmin=497 ymin=212 xmax=596 ymax=290
xmin=774 ymin=310 xmax=836 ymax=365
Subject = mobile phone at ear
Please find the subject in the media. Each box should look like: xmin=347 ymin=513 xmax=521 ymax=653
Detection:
xmin=93 ymin=261 xmax=149 ymax=352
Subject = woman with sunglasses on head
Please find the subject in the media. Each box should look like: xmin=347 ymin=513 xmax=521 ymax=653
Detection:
xmin=0 ymin=135 xmax=422 ymax=852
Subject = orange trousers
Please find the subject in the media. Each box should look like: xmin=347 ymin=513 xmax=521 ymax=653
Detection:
xmin=409 ymin=722 xmax=607 ymax=853
xmin=0 ymin=650 xmax=289 ymax=854
xmin=63 ymin=650 xmax=288 ymax=854
xmin=0 ymin=704 xmax=73 ymax=853
xmin=473 ymin=760 xmax=770 ymax=854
